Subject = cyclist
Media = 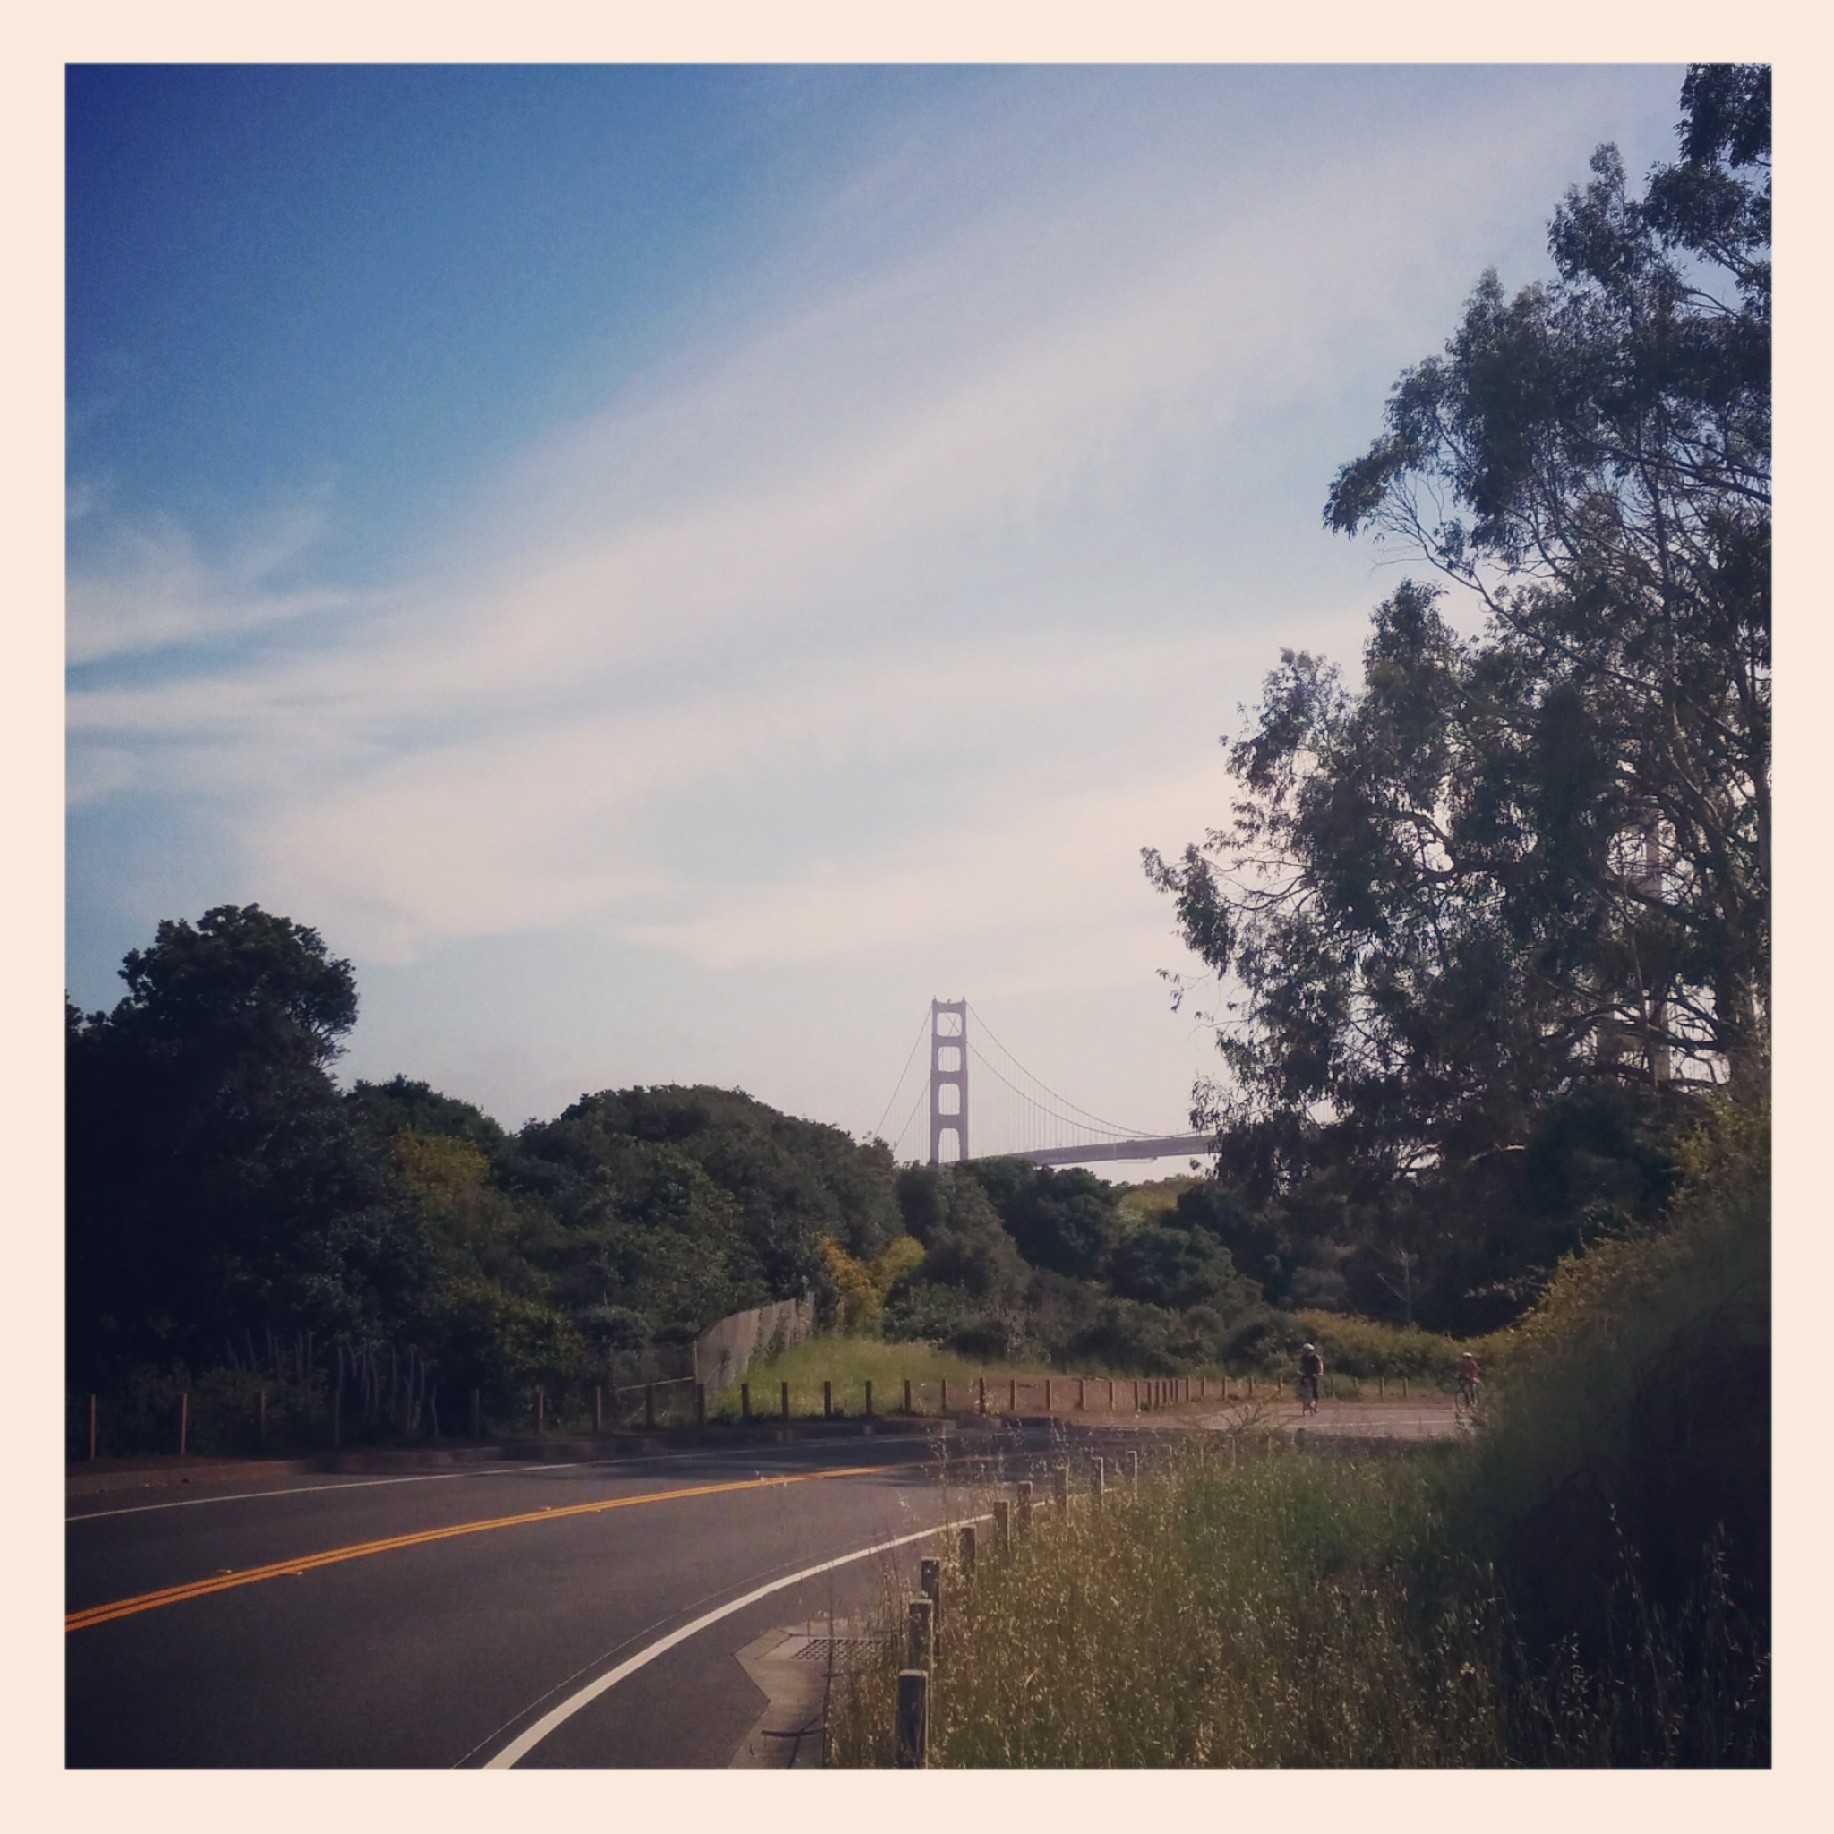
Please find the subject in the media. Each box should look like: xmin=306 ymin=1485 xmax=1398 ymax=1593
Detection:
xmin=1455 ymin=1349 xmax=1480 ymax=1414
xmin=1297 ymin=1342 xmax=1323 ymax=1415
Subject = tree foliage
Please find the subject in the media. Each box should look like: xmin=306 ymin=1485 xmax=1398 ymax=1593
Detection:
xmin=1146 ymin=67 xmax=1769 ymax=1229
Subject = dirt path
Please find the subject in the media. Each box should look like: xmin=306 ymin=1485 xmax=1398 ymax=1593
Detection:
xmin=1011 ymin=1396 xmax=1469 ymax=1444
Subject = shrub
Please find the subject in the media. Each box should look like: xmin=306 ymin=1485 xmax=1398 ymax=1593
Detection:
xmin=1450 ymin=1099 xmax=1770 ymax=1655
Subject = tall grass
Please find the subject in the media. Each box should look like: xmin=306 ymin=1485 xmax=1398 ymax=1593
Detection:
xmin=832 ymin=1437 xmax=1767 ymax=1766
xmin=831 ymin=1103 xmax=1771 ymax=1767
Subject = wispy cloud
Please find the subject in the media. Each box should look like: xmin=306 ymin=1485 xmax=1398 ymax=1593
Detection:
xmin=67 ymin=71 xmax=1641 ymax=985
xmin=68 ymin=495 xmax=377 ymax=666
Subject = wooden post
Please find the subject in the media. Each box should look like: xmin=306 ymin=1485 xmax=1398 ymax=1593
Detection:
xmin=1016 ymin=1479 xmax=1034 ymax=1535
xmin=993 ymin=1497 xmax=1011 ymax=1553
xmin=470 ymin=1387 xmax=481 ymax=1441
xmin=1045 ymin=1377 xmax=1053 ymax=1413
xmin=1378 ymin=1373 xmax=1385 ymax=1399
xmin=645 ymin=1383 xmax=656 ymax=1430
xmin=906 ymin=1597 xmax=933 ymax=1672
xmin=1053 ymin=1465 xmax=1069 ymax=1518
xmin=903 ymin=1377 xmax=913 ymax=1416
xmin=177 ymin=1391 xmax=188 ymax=1457
xmin=694 ymin=1383 xmax=707 ymax=1429
xmin=1108 ymin=1378 xmax=1114 ymax=1409
xmin=332 ymin=1386 xmax=342 ymax=1449
xmin=823 ymin=1380 xmax=832 ymax=1420
xmin=864 ymin=1379 xmax=874 ymax=1419
xmin=978 ymin=1376 xmax=986 ymax=1415
xmin=741 ymin=1382 xmax=751 ymax=1423
xmin=1133 ymin=1379 xmax=1141 ymax=1410
xmin=87 ymin=1393 xmax=97 ymax=1462
xmin=1009 ymin=1376 xmax=1017 ymax=1412
xmin=959 ymin=1524 xmax=977 ymax=1582
xmin=1248 ymin=1374 xmax=1255 ymax=1399
xmin=1078 ymin=1377 xmax=1086 ymax=1410
xmin=940 ymin=1378 xmax=949 ymax=1415
xmin=895 ymin=1669 xmax=928 ymax=1768
xmin=536 ymin=1387 xmax=545 ymax=1436
xmin=1402 ymin=1375 xmax=1408 ymax=1399
xmin=781 ymin=1380 xmax=790 ymax=1420
xmin=1092 ymin=1456 xmax=1105 ymax=1509
xmin=256 ymin=1389 xmax=266 ymax=1450
xmin=595 ymin=1385 xmax=604 ymax=1433
xmin=920 ymin=1556 xmax=942 ymax=1650
xmin=1128 ymin=1449 xmax=1140 ymax=1488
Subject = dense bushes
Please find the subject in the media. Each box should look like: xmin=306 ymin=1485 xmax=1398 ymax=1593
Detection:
xmin=1450 ymin=1099 xmax=1770 ymax=1658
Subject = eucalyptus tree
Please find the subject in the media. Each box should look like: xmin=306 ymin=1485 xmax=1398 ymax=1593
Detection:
xmin=1147 ymin=67 xmax=1769 ymax=1217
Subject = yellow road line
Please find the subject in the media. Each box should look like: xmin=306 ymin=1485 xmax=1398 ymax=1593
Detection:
xmin=67 ymin=1462 xmax=906 ymax=1633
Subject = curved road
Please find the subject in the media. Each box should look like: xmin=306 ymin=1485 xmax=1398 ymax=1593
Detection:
xmin=67 ymin=1427 xmax=1051 ymax=1768
xmin=68 ymin=1402 xmax=1459 ymax=1768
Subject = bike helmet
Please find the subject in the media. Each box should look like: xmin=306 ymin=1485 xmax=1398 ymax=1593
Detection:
xmin=1301 ymin=1343 xmax=1316 ymax=1353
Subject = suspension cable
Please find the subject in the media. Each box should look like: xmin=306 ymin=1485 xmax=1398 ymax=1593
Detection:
xmin=964 ymin=1002 xmax=1152 ymax=1137
xmin=871 ymin=1007 xmax=933 ymax=1143
xmin=964 ymin=1039 xmax=1141 ymax=1142
xmin=889 ymin=1078 xmax=928 ymax=1161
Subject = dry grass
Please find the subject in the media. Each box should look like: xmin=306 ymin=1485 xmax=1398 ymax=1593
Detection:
xmin=830 ymin=1434 xmax=1767 ymax=1767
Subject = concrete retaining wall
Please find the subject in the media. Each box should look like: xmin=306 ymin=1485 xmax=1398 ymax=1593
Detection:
xmin=694 ymin=1296 xmax=815 ymax=1393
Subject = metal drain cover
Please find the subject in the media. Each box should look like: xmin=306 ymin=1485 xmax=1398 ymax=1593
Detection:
xmin=786 ymin=1634 xmax=890 ymax=1668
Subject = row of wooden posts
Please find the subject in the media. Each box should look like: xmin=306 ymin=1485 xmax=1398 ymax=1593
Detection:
xmin=893 ymin=1450 xmax=1147 ymax=1767
xmin=75 ymin=1368 xmax=1414 ymax=1459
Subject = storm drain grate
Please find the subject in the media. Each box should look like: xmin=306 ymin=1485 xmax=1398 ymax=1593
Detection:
xmin=790 ymin=1635 xmax=892 ymax=1669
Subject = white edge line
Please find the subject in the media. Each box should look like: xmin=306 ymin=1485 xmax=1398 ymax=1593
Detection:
xmin=485 ymin=1511 xmax=992 ymax=1770
xmin=66 ymin=1469 xmax=490 ymax=1520
xmin=68 ymin=1433 xmax=948 ymax=1522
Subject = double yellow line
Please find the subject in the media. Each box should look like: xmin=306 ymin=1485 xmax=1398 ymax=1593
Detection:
xmin=68 ymin=1462 xmax=903 ymax=1633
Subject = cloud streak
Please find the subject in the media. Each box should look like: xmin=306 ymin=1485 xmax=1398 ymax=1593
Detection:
xmin=68 ymin=69 xmax=1665 ymax=998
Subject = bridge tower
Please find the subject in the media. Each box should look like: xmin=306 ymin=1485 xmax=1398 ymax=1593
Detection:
xmin=928 ymin=998 xmax=968 ymax=1164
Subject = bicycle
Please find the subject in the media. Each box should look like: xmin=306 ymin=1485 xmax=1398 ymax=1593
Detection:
xmin=1298 ymin=1374 xmax=1320 ymax=1416
xmin=1454 ymin=1376 xmax=1480 ymax=1420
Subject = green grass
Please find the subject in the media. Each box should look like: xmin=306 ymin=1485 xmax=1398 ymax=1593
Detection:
xmin=711 ymin=1335 xmax=1438 ymax=1423
xmin=1289 ymin=1310 xmax=1511 ymax=1382
xmin=709 ymin=1337 xmax=1026 ymax=1421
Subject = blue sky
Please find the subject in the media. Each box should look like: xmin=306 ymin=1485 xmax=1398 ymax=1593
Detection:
xmin=67 ymin=63 xmax=1692 ymax=1157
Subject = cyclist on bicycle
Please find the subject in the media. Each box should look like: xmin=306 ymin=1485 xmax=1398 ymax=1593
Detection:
xmin=1297 ymin=1342 xmax=1323 ymax=1413
xmin=1455 ymin=1350 xmax=1480 ymax=1411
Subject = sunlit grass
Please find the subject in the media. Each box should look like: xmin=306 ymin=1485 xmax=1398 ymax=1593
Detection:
xmin=710 ymin=1337 xmax=1234 ymax=1422
xmin=831 ymin=1436 xmax=1766 ymax=1767
xmin=711 ymin=1336 xmax=1424 ymax=1423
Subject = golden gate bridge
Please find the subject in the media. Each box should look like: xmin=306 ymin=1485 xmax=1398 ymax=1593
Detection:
xmin=872 ymin=997 xmax=1214 ymax=1168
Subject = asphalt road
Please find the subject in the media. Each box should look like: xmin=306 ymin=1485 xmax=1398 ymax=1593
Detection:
xmin=67 ymin=1404 xmax=1461 ymax=1768
xmin=67 ymin=1424 xmax=1097 ymax=1768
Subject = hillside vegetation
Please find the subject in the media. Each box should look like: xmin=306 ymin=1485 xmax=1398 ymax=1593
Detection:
xmin=834 ymin=1101 xmax=1770 ymax=1766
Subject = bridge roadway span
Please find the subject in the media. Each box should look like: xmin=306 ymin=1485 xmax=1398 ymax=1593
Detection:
xmin=66 ymin=1425 xmax=1095 ymax=1767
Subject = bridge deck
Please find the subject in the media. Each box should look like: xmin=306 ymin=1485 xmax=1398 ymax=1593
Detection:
xmin=987 ymin=1134 xmax=1215 ymax=1167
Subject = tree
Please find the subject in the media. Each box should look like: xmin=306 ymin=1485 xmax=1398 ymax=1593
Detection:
xmin=959 ymin=1159 xmax=1120 ymax=1279
xmin=1146 ymin=68 xmax=1769 ymax=1218
xmin=67 ymin=907 xmax=429 ymax=1377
